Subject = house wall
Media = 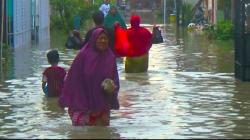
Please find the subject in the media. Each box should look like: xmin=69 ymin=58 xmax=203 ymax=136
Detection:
xmin=35 ymin=0 xmax=50 ymax=42
xmin=7 ymin=0 xmax=50 ymax=48
xmin=12 ymin=0 xmax=32 ymax=48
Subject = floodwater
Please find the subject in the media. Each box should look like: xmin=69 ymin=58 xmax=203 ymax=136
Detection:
xmin=1 ymin=24 xmax=250 ymax=139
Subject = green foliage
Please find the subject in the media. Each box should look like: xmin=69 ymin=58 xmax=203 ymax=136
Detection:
xmin=50 ymin=0 xmax=107 ymax=33
xmin=50 ymin=15 xmax=64 ymax=30
xmin=182 ymin=3 xmax=194 ymax=26
xmin=214 ymin=20 xmax=234 ymax=40
xmin=217 ymin=10 xmax=224 ymax=22
xmin=217 ymin=0 xmax=231 ymax=10
xmin=205 ymin=20 xmax=234 ymax=40
xmin=155 ymin=9 xmax=163 ymax=23
xmin=2 ymin=43 xmax=9 ymax=49
xmin=217 ymin=0 xmax=232 ymax=20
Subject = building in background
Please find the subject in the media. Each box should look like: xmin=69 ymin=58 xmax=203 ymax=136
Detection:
xmin=0 ymin=0 xmax=50 ymax=48
xmin=31 ymin=0 xmax=50 ymax=43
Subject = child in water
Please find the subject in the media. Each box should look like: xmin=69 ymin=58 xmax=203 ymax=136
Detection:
xmin=42 ymin=49 xmax=66 ymax=97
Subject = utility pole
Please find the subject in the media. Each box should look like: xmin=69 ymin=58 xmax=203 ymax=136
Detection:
xmin=176 ymin=0 xmax=181 ymax=27
xmin=164 ymin=0 xmax=166 ymax=26
xmin=174 ymin=0 xmax=177 ymax=15
xmin=1 ymin=0 xmax=5 ymax=63
xmin=5 ymin=0 xmax=8 ymax=46
xmin=0 ymin=0 xmax=5 ymax=80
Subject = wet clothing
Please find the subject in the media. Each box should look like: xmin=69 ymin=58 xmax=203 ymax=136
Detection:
xmin=59 ymin=28 xmax=120 ymax=126
xmin=114 ymin=15 xmax=152 ymax=57
xmin=42 ymin=66 xmax=66 ymax=97
xmin=104 ymin=7 xmax=127 ymax=55
xmin=73 ymin=15 xmax=81 ymax=30
xmin=125 ymin=53 xmax=149 ymax=73
xmin=68 ymin=108 xmax=110 ymax=126
xmin=152 ymin=26 xmax=164 ymax=44
xmin=104 ymin=11 xmax=127 ymax=30
xmin=114 ymin=15 xmax=152 ymax=73
xmin=127 ymin=15 xmax=152 ymax=56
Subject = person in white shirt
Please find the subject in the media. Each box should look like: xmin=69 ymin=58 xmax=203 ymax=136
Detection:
xmin=99 ymin=0 xmax=110 ymax=17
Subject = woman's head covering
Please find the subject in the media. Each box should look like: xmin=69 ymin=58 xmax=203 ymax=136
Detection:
xmin=59 ymin=28 xmax=120 ymax=111
xmin=104 ymin=5 xmax=127 ymax=29
xmin=88 ymin=27 xmax=108 ymax=50
xmin=130 ymin=15 xmax=141 ymax=29
xmin=114 ymin=15 xmax=153 ymax=57
xmin=110 ymin=5 xmax=117 ymax=10
xmin=127 ymin=15 xmax=152 ymax=56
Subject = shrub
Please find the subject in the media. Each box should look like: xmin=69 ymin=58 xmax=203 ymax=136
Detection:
xmin=214 ymin=20 xmax=234 ymax=40
xmin=204 ymin=20 xmax=234 ymax=40
xmin=50 ymin=0 xmax=101 ymax=33
xmin=182 ymin=3 xmax=194 ymax=26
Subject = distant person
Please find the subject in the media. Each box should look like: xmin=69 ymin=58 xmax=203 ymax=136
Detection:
xmin=73 ymin=15 xmax=81 ymax=30
xmin=66 ymin=11 xmax=104 ymax=50
xmin=65 ymin=29 xmax=83 ymax=50
xmin=114 ymin=15 xmax=152 ymax=72
xmin=99 ymin=0 xmax=110 ymax=17
xmin=104 ymin=5 xmax=127 ymax=52
xmin=125 ymin=15 xmax=152 ymax=73
xmin=152 ymin=25 xmax=163 ymax=44
xmin=59 ymin=28 xmax=120 ymax=126
xmin=104 ymin=5 xmax=127 ymax=30
xmin=81 ymin=11 xmax=106 ymax=47
xmin=42 ymin=50 xmax=67 ymax=97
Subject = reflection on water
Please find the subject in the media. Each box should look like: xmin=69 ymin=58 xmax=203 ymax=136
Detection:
xmin=1 ymin=24 xmax=250 ymax=139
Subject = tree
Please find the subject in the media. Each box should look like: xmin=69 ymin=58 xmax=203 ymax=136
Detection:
xmin=50 ymin=0 xmax=99 ymax=32
xmin=218 ymin=0 xmax=232 ymax=20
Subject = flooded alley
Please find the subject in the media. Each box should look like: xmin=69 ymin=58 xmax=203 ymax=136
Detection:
xmin=0 ymin=23 xmax=250 ymax=139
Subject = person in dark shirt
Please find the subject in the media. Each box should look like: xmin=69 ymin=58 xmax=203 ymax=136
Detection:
xmin=82 ymin=11 xmax=105 ymax=47
xmin=65 ymin=11 xmax=104 ymax=50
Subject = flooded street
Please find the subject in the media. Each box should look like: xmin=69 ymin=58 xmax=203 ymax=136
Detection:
xmin=1 ymin=24 xmax=250 ymax=139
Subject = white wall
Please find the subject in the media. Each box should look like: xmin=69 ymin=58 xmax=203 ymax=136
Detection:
xmin=36 ymin=0 xmax=50 ymax=42
xmin=12 ymin=0 xmax=50 ymax=47
xmin=13 ymin=0 xmax=32 ymax=48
